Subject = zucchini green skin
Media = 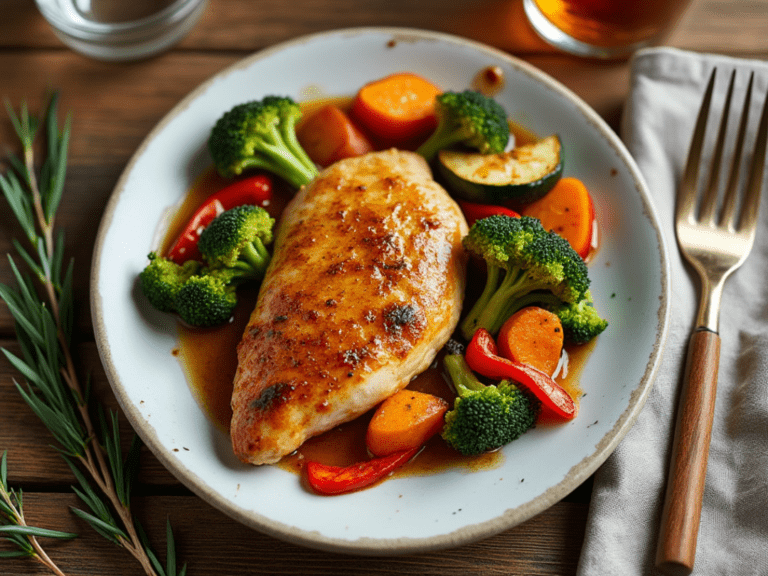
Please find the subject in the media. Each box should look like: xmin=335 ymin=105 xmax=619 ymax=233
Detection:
xmin=436 ymin=134 xmax=563 ymax=207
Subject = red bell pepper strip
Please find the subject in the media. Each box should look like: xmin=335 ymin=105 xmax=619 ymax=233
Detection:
xmin=465 ymin=328 xmax=576 ymax=420
xmin=305 ymin=448 xmax=418 ymax=495
xmin=166 ymin=174 xmax=273 ymax=263
xmin=458 ymin=200 xmax=520 ymax=228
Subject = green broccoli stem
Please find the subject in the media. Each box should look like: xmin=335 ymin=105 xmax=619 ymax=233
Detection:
xmin=443 ymin=353 xmax=485 ymax=395
xmin=243 ymin=142 xmax=317 ymax=189
xmin=232 ymin=238 xmax=271 ymax=279
xmin=243 ymin=121 xmax=318 ymax=188
xmin=504 ymin=291 xmax=561 ymax=318
xmin=460 ymin=264 xmax=501 ymax=339
xmin=460 ymin=265 xmax=551 ymax=340
xmin=279 ymin=118 xmax=317 ymax=174
xmin=263 ymin=121 xmax=318 ymax=179
xmin=416 ymin=124 xmax=471 ymax=161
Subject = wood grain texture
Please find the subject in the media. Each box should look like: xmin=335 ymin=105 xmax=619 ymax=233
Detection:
xmin=656 ymin=329 xmax=721 ymax=575
xmin=1 ymin=0 xmax=765 ymax=573
xmin=2 ymin=0 xmax=767 ymax=55
xmin=0 ymin=494 xmax=588 ymax=576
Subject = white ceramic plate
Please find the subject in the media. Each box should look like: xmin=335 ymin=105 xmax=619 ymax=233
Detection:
xmin=91 ymin=28 xmax=670 ymax=555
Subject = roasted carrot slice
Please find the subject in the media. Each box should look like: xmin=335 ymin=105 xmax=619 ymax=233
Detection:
xmin=366 ymin=389 xmax=448 ymax=457
xmin=297 ymin=104 xmax=375 ymax=167
xmin=350 ymin=72 xmax=441 ymax=144
xmin=497 ymin=306 xmax=564 ymax=376
xmin=521 ymin=177 xmax=595 ymax=259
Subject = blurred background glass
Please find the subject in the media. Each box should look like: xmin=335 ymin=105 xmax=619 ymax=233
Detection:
xmin=34 ymin=0 xmax=208 ymax=61
xmin=522 ymin=0 xmax=693 ymax=59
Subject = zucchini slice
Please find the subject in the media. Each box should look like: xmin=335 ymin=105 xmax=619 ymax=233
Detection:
xmin=437 ymin=134 xmax=563 ymax=206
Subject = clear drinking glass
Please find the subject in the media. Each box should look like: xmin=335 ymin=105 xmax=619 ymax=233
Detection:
xmin=35 ymin=0 xmax=208 ymax=62
xmin=522 ymin=0 xmax=693 ymax=59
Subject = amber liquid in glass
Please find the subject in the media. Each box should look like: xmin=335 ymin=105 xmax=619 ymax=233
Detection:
xmin=531 ymin=0 xmax=690 ymax=48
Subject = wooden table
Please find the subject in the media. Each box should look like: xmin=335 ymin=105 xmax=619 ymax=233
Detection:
xmin=1 ymin=0 xmax=765 ymax=573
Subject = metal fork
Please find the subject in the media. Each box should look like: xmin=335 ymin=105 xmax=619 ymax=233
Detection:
xmin=655 ymin=69 xmax=768 ymax=576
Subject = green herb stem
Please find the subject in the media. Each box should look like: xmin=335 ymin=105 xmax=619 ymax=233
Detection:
xmin=1 ymin=452 xmax=74 ymax=575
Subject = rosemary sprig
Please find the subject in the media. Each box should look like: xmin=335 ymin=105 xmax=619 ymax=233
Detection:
xmin=1 ymin=451 xmax=77 ymax=575
xmin=0 ymin=93 xmax=186 ymax=575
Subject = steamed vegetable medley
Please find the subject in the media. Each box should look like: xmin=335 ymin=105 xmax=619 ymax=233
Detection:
xmin=139 ymin=71 xmax=608 ymax=495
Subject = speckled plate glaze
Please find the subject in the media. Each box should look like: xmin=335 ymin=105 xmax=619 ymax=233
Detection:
xmin=91 ymin=28 xmax=670 ymax=555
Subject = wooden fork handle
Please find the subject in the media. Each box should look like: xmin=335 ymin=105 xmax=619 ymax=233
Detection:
xmin=656 ymin=328 xmax=720 ymax=576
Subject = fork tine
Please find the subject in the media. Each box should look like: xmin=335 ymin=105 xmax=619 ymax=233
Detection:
xmin=699 ymin=70 xmax=736 ymax=225
xmin=735 ymin=75 xmax=768 ymax=234
xmin=678 ymin=68 xmax=717 ymax=223
xmin=720 ymin=72 xmax=754 ymax=228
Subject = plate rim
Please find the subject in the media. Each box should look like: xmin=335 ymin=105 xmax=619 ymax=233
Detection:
xmin=90 ymin=26 xmax=671 ymax=555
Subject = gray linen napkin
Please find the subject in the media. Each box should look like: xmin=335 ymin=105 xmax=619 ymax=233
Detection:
xmin=577 ymin=47 xmax=768 ymax=575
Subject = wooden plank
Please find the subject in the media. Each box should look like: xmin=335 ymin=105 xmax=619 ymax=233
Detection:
xmin=0 ymin=493 xmax=588 ymax=575
xmin=0 ymin=0 xmax=763 ymax=574
xmin=3 ymin=0 xmax=766 ymax=56
xmin=669 ymin=0 xmax=768 ymax=54
xmin=0 ymin=55 xmax=233 ymax=166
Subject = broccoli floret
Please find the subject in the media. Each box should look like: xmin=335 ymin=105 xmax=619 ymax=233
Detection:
xmin=507 ymin=290 xmax=608 ymax=345
xmin=139 ymin=256 xmax=238 ymax=327
xmin=197 ymin=205 xmax=274 ymax=282
xmin=416 ymin=90 xmax=510 ymax=161
xmin=548 ymin=292 xmax=608 ymax=344
xmin=441 ymin=353 xmax=538 ymax=455
xmin=138 ymin=205 xmax=275 ymax=328
xmin=208 ymin=96 xmax=319 ymax=188
xmin=460 ymin=215 xmax=590 ymax=340
xmin=174 ymin=273 xmax=238 ymax=328
xmin=138 ymin=253 xmax=200 ymax=312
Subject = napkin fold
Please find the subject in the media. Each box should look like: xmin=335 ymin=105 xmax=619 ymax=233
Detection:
xmin=577 ymin=47 xmax=768 ymax=576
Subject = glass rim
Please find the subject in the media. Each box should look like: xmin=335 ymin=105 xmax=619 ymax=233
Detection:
xmin=36 ymin=0 xmax=206 ymax=40
xmin=521 ymin=0 xmax=674 ymax=60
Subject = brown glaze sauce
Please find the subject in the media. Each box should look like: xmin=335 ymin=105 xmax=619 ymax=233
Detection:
xmin=473 ymin=66 xmax=506 ymax=96
xmin=167 ymin=93 xmax=599 ymax=484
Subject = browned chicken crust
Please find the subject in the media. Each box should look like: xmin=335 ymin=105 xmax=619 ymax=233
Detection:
xmin=230 ymin=149 xmax=468 ymax=465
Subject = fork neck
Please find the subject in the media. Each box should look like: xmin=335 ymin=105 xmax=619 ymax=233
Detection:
xmin=694 ymin=275 xmax=724 ymax=333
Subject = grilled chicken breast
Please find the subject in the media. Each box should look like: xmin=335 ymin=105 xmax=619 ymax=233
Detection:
xmin=230 ymin=149 xmax=468 ymax=465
